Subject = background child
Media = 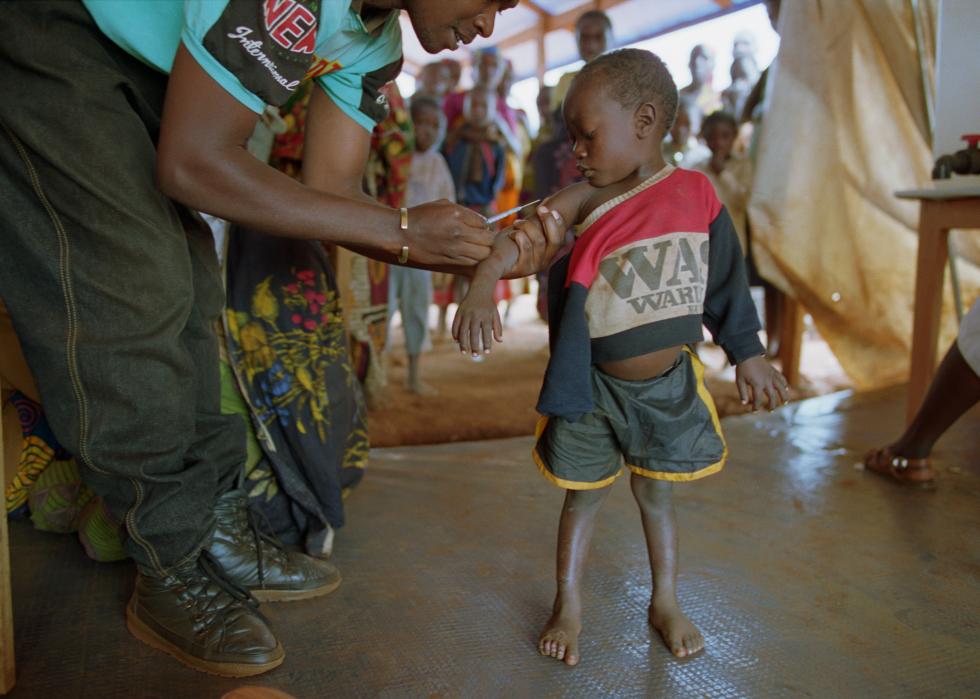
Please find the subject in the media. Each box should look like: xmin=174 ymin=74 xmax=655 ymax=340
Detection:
xmin=440 ymin=86 xmax=508 ymax=340
xmin=692 ymin=110 xmax=754 ymax=256
xmin=452 ymin=49 xmax=788 ymax=665
xmin=661 ymin=102 xmax=709 ymax=168
xmin=442 ymin=86 xmax=507 ymax=216
xmin=387 ymin=96 xmax=456 ymax=395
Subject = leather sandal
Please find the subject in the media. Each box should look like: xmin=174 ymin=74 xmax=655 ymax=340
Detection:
xmin=864 ymin=447 xmax=936 ymax=486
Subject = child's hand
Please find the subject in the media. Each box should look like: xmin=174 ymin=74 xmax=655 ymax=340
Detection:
xmin=452 ymin=289 xmax=503 ymax=357
xmin=735 ymin=356 xmax=790 ymax=412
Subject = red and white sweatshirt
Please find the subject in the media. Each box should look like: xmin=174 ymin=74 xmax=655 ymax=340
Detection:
xmin=537 ymin=166 xmax=764 ymax=419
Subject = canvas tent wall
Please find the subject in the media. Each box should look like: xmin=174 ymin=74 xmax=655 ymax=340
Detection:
xmin=749 ymin=0 xmax=979 ymax=389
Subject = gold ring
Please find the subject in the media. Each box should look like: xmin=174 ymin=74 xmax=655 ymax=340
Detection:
xmin=397 ymin=245 xmax=409 ymax=264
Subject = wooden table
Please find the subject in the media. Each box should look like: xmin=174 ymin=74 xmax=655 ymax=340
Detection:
xmin=896 ymin=185 xmax=980 ymax=424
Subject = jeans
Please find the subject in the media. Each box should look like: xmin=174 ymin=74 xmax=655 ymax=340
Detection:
xmin=0 ymin=1 xmax=243 ymax=572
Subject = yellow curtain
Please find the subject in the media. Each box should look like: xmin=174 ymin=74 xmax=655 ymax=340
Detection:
xmin=749 ymin=0 xmax=980 ymax=389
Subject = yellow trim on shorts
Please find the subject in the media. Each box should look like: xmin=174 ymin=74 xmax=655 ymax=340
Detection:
xmin=624 ymin=348 xmax=728 ymax=482
xmin=625 ymin=460 xmax=724 ymax=481
xmin=533 ymin=416 xmax=622 ymax=491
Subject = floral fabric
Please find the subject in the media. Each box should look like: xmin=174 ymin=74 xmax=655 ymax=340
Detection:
xmin=224 ymin=228 xmax=368 ymax=546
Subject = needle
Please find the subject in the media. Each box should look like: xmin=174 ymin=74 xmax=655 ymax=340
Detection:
xmin=485 ymin=199 xmax=542 ymax=224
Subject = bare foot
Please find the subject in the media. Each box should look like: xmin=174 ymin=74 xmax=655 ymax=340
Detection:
xmin=538 ymin=607 xmax=582 ymax=666
xmin=649 ymin=599 xmax=703 ymax=658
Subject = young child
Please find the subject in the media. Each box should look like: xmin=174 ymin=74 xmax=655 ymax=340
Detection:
xmin=452 ymin=49 xmax=788 ymax=664
xmin=440 ymin=86 xmax=508 ymax=338
xmin=661 ymin=101 xmax=709 ymax=168
xmin=387 ymin=95 xmax=455 ymax=394
xmin=692 ymin=110 xmax=754 ymax=256
xmin=442 ymin=85 xmax=507 ymax=215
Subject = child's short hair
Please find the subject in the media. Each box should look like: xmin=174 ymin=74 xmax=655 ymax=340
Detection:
xmin=700 ymin=110 xmax=738 ymax=136
xmin=575 ymin=48 xmax=678 ymax=130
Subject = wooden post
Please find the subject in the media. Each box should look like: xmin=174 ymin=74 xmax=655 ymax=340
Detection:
xmin=777 ymin=296 xmax=805 ymax=388
xmin=906 ymin=201 xmax=951 ymax=422
xmin=535 ymin=18 xmax=546 ymax=87
xmin=0 ymin=382 xmax=14 ymax=694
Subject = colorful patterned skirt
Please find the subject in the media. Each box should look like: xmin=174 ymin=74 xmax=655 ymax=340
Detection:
xmin=223 ymin=226 xmax=369 ymax=556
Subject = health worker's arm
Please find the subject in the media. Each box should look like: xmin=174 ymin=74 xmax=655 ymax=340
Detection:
xmin=156 ymin=44 xmax=492 ymax=268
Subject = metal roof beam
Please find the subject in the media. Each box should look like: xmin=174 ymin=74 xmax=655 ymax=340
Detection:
xmin=542 ymin=0 xmax=631 ymax=33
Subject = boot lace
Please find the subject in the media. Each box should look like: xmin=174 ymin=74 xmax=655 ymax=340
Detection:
xmin=243 ymin=507 xmax=290 ymax=586
xmin=198 ymin=550 xmax=261 ymax=613
xmin=174 ymin=551 xmax=265 ymax=637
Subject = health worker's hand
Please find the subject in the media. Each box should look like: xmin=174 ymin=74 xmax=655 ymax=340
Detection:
xmin=405 ymin=200 xmax=494 ymax=267
xmin=506 ymin=204 xmax=567 ymax=277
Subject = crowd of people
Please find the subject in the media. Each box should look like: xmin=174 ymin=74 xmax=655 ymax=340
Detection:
xmin=390 ymin=8 xmax=776 ymax=380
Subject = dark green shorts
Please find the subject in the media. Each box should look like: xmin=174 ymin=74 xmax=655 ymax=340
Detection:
xmin=533 ymin=349 xmax=727 ymax=489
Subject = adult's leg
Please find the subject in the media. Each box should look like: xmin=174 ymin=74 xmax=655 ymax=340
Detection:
xmin=629 ymin=475 xmax=703 ymax=657
xmin=891 ymin=341 xmax=980 ymax=459
xmin=0 ymin=3 xmax=281 ymax=676
xmin=0 ymin=2 xmax=242 ymax=572
xmin=866 ymin=298 xmax=980 ymax=484
xmin=865 ymin=334 xmax=980 ymax=487
xmin=538 ymin=485 xmax=613 ymax=666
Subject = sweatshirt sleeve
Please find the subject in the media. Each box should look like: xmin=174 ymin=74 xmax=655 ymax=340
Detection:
xmin=702 ymin=206 xmax=765 ymax=364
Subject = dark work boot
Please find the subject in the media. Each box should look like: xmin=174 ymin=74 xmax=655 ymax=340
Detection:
xmin=126 ymin=552 xmax=284 ymax=677
xmin=206 ymin=489 xmax=342 ymax=602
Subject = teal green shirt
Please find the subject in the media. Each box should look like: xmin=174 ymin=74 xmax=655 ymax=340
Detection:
xmin=82 ymin=0 xmax=403 ymax=131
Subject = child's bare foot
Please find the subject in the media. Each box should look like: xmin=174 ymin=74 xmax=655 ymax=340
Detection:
xmin=649 ymin=598 xmax=703 ymax=658
xmin=538 ymin=605 xmax=582 ymax=666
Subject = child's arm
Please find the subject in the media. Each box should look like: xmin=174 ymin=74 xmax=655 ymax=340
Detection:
xmin=702 ymin=207 xmax=789 ymax=411
xmin=451 ymin=229 xmax=519 ymax=356
xmin=452 ymin=183 xmax=591 ymax=356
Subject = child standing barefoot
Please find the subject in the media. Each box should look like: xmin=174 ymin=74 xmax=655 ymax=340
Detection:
xmin=452 ymin=49 xmax=789 ymax=665
xmin=388 ymin=95 xmax=456 ymax=394
xmin=692 ymin=110 xmax=754 ymax=257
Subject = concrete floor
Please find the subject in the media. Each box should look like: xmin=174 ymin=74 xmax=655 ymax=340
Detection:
xmin=5 ymin=386 xmax=979 ymax=698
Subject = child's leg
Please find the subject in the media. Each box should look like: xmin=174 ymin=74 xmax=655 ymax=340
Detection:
xmin=539 ymin=485 xmax=612 ymax=666
xmin=407 ymin=352 xmax=419 ymax=389
xmin=629 ymin=474 xmax=704 ymax=658
xmin=436 ymin=304 xmax=448 ymax=338
xmin=403 ymin=271 xmax=437 ymax=395
xmin=406 ymin=353 xmax=436 ymax=395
